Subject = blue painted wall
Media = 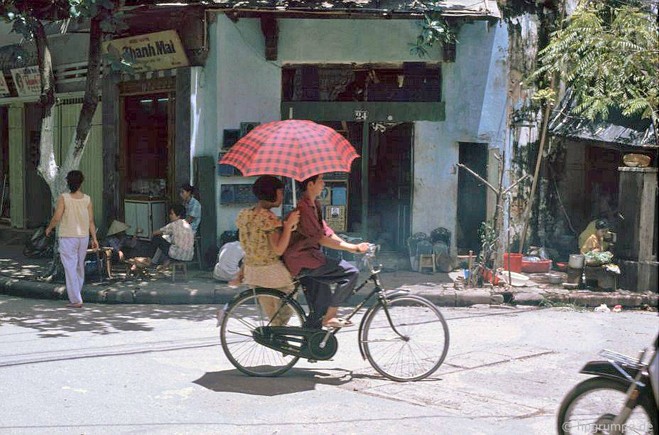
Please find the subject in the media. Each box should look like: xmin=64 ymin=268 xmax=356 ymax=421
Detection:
xmin=204 ymin=15 xmax=510 ymax=251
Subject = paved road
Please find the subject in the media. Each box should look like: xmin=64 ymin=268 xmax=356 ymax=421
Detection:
xmin=0 ymin=295 xmax=657 ymax=434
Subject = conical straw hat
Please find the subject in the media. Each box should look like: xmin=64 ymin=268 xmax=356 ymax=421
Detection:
xmin=107 ymin=220 xmax=130 ymax=237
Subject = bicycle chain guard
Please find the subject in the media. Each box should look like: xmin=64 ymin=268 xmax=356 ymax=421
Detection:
xmin=253 ymin=326 xmax=338 ymax=361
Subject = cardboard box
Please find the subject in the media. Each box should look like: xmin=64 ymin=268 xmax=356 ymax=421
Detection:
xmin=324 ymin=205 xmax=346 ymax=232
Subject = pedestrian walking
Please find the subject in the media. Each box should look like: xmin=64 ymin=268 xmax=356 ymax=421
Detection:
xmin=45 ymin=170 xmax=98 ymax=308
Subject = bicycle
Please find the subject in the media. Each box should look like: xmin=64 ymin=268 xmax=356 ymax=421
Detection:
xmin=218 ymin=244 xmax=450 ymax=382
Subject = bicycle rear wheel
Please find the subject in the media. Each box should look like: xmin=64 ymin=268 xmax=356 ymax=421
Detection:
xmin=361 ymin=295 xmax=449 ymax=381
xmin=220 ymin=289 xmax=306 ymax=377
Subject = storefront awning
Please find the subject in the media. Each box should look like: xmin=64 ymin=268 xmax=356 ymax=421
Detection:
xmin=548 ymin=90 xmax=657 ymax=149
xmin=140 ymin=0 xmax=500 ymax=19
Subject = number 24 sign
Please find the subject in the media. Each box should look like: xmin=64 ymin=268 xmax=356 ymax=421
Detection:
xmin=354 ymin=109 xmax=368 ymax=121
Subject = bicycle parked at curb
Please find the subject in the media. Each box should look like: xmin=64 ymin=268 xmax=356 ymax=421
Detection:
xmin=218 ymin=244 xmax=450 ymax=382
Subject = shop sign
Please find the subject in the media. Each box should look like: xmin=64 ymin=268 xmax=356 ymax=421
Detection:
xmin=10 ymin=66 xmax=41 ymax=97
xmin=103 ymin=30 xmax=189 ymax=73
xmin=0 ymin=74 xmax=10 ymax=97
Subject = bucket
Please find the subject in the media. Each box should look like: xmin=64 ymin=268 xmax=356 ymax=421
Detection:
xmin=503 ymin=253 xmax=523 ymax=273
xmin=569 ymin=254 xmax=585 ymax=269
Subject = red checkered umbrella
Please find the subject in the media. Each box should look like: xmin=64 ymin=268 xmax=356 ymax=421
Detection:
xmin=219 ymin=120 xmax=359 ymax=181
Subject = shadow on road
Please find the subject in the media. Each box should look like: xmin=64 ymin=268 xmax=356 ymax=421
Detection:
xmin=0 ymin=299 xmax=220 ymax=337
xmin=193 ymin=367 xmax=441 ymax=396
xmin=194 ymin=368 xmax=360 ymax=396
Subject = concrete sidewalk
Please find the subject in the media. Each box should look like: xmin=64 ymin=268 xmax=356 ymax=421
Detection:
xmin=1 ymin=243 xmax=657 ymax=309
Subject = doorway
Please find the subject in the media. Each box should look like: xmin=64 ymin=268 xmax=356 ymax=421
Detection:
xmin=121 ymin=93 xmax=173 ymax=200
xmin=0 ymin=107 xmax=8 ymax=220
xmin=457 ymin=142 xmax=488 ymax=254
xmin=368 ymin=123 xmax=413 ymax=252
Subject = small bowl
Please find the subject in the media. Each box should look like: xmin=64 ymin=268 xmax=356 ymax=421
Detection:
xmin=547 ymin=273 xmax=563 ymax=285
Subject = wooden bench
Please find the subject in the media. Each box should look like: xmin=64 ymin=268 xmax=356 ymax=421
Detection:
xmin=584 ymin=266 xmax=618 ymax=290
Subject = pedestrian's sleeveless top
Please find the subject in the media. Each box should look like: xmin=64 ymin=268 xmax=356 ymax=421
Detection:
xmin=58 ymin=193 xmax=90 ymax=238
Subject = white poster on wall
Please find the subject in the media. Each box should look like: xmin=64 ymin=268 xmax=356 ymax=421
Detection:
xmin=10 ymin=66 xmax=41 ymax=97
xmin=0 ymin=74 xmax=10 ymax=97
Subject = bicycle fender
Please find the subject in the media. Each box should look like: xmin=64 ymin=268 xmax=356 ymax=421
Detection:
xmin=231 ymin=287 xmax=287 ymax=304
xmin=357 ymin=303 xmax=375 ymax=361
xmin=224 ymin=287 xmax=308 ymax=325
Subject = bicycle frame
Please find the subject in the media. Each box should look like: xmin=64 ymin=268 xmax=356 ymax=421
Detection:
xmin=220 ymin=243 xmax=450 ymax=380
xmin=260 ymin=245 xmax=410 ymax=360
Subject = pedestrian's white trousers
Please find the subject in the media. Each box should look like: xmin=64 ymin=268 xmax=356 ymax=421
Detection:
xmin=58 ymin=236 xmax=89 ymax=304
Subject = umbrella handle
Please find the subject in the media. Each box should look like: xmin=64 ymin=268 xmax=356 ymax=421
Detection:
xmin=291 ymin=178 xmax=297 ymax=207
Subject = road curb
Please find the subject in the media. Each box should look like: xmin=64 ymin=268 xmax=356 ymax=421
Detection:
xmin=1 ymin=275 xmax=656 ymax=308
xmin=0 ymin=276 xmax=66 ymax=300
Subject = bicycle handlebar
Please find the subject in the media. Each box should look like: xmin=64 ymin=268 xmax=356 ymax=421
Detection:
xmin=364 ymin=243 xmax=379 ymax=257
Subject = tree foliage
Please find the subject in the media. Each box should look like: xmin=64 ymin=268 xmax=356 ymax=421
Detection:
xmin=410 ymin=11 xmax=456 ymax=57
xmin=1 ymin=0 xmax=126 ymax=196
xmin=406 ymin=1 xmax=457 ymax=58
xmin=532 ymin=0 xmax=659 ymax=138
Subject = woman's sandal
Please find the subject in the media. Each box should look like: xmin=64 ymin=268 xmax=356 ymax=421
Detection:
xmin=324 ymin=318 xmax=354 ymax=328
xmin=66 ymin=303 xmax=83 ymax=308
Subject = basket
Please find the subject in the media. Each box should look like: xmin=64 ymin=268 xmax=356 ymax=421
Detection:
xmin=521 ymin=259 xmax=552 ymax=273
xmin=623 ymin=153 xmax=651 ymax=168
xmin=503 ymin=253 xmax=523 ymax=272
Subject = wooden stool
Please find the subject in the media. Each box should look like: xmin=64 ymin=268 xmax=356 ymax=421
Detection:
xmin=170 ymin=261 xmax=188 ymax=282
xmin=193 ymin=235 xmax=203 ymax=269
xmin=418 ymin=254 xmax=436 ymax=273
xmin=86 ymin=247 xmax=114 ymax=282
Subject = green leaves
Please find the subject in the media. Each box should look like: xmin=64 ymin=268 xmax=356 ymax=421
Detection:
xmin=410 ymin=13 xmax=457 ymax=58
xmin=531 ymin=0 xmax=658 ymax=133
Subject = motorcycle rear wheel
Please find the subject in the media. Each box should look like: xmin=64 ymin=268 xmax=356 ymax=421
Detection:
xmin=557 ymin=377 xmax=657 ymax=435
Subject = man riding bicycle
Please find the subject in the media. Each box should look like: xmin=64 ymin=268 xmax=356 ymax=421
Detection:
xmin=283 ymin=174 xmax=370 ymax=329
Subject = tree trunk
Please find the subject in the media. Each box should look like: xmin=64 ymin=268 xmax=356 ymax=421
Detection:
xmin=58 ymin=17 xmax=103 ymax=181
xmin=33 ymin=17 xmax=104 ymax=281
xmin=32 ymin=19 xmax=60 ymax=200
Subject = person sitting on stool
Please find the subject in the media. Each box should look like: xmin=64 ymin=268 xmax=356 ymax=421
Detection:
xmin=151 ymin=204 xmax=194 ymax=268
xmin=580 ymin=219 xmax=611 ymax=254
xmin=103 ymin=220 xmax=138 ymax=264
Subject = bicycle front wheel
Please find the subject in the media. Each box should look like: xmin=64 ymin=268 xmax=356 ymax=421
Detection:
xmin=361 ymin=295 xmax=449 ymax=381
xmin=220 ymin=289 xmax=306 ymax=377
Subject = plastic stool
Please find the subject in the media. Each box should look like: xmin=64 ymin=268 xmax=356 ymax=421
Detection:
xmin=418 ymin=254 xmax=436 ymax=273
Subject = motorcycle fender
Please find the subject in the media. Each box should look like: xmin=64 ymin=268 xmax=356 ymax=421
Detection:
xmin=581 ymin=361 xmax=635 ymax=384
xmin=580 ymin=361 xmax=642 ymax=385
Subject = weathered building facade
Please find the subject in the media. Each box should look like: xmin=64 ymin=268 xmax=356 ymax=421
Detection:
xmin=1 ymin=0 xmax=533 ymax=266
